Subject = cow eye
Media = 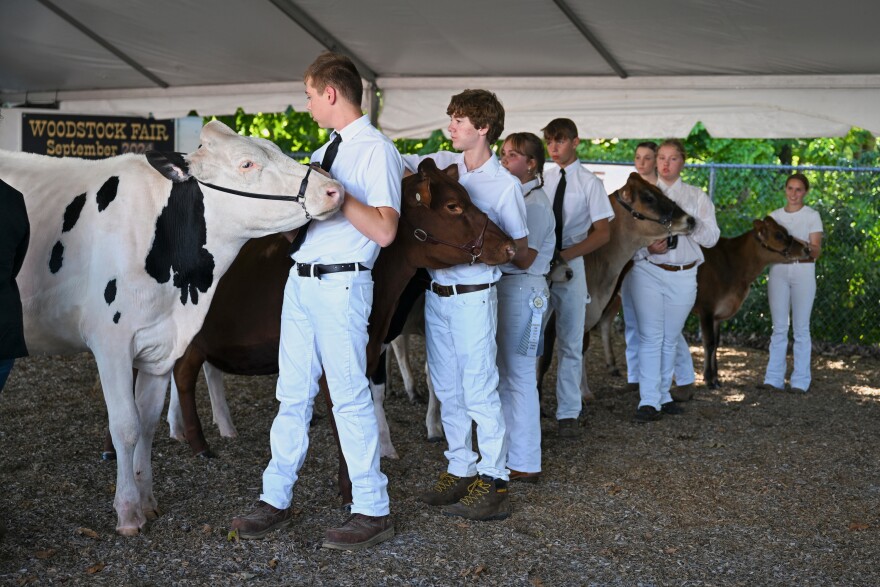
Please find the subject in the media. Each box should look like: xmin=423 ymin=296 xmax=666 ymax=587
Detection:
xmin=241 ymin=161 xmax=254 ymax=169
xmin=446 ymin=203 xmax=461 ymax=214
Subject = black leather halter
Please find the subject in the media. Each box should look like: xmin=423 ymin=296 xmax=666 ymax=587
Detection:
xmin=614 ymin=189 xmax=674 ymax=234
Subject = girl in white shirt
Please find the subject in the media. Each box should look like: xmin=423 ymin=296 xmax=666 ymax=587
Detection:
xmin=763 ymin=173 xmax=824 ymax=393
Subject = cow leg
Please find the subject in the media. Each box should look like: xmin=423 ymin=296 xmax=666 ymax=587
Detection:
xmin=700 ymin=312 xmax=721 ymax=389
xmin=171 ymin=347 xmax=213 ymax=457
xmin=133 ymin=370 xmax=168 ymax=522
xmin=424 ymin=360 xmax=444 ymax=442
xmin=94 ymin=354 xmax=144 ymax=535
xmin=391 ymin=335 xmax=419 ymax=403
xmin=168 ymin=374 xmax=185 ymax=442
xmin=321 ymin=376 xmax=353 ymax=507
xmin=370 ymin=350 xmax=399 ymax=459
xmin=203 ymin=363 xmax=236 ymax=438
xmin=711 ymin=318 xmax=723 ymax=389
xmin=580 ymin=331 xmax=595 ymax=402
xmin=537 ymin=312 xmax=557 ymax=417
xmin=600 ymin=297 xmax=622 ymax=376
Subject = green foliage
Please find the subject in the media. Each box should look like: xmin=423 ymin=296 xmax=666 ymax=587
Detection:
xmin=206 ymin=108 xmax=328 ymax=162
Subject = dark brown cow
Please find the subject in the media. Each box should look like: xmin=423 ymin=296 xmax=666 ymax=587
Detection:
xmin=593 ymin=215 xmax=812 ymax=391
xmin=169 ymin=158 xmax=515 ymax=481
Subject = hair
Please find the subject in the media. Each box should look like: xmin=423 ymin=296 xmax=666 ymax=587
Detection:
xmin=786 ymin=172 xmax=810 ymax=192
xmin=542 ymin=118 xmax=579 ymax=141
xmin=303 ymin=51 xmax=363 ymax=107
xmin=635 ymin=141 xmax=658 ymax=154
xmin=503 ymin=132 xmax=546 ymax=187
xmin=658 ymin=138 xmax=687 ymax=160
xmin=446 ymin=89 xmax=505 ymax=144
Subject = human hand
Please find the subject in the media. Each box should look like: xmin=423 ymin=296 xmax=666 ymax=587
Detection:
xmin=647 ymin=238 xmax=668 ymax=254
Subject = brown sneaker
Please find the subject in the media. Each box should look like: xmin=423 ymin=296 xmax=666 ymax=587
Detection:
xmin=671 ymin=383 xmax=695 ymax=402
xmin=558 ymin=418 xmax=580 ymax=438
xmin=230 ymin=501 xmax=293 ymax=539
xmin=419 ymin=472 xmax=477 ymax=506
xmin=508 ymin=469 xmax=541 ymax=484
xmin=322 ymin=513 xmax=394 ymax=551
xmin=441 ymin=475 xmax=511 ymax=521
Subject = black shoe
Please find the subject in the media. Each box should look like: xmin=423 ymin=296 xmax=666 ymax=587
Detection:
xmin=633 ymin=405 xmax=662 ymax=423
xmin=660 ymin=401 xmax=685 ymax=415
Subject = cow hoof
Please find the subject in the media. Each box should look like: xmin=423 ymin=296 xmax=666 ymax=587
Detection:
xmin=609 ymin=368 xmax=621 ymax=377
xmin=671 ymin=384 xmax=695 ymax=402
xmin=427 ymin=435 xmax=444 ymax=443
xmin=144 ymin=507 xmax=162 ymax=521
xmin=195 ymin=449 xmax=216 ymax=459
xmin=101 ymin=451 xmax=117 ymax=461
xmin=381 ymin=451 xmax=400 ymax=460
xmin=116 ymin=526 xmax=141 ymax=537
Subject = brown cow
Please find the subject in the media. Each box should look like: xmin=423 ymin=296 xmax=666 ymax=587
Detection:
xmin=593 ymin=215 xmax=812 ymax=391
xmin=167 ymin=158 xmax=515 ymax=466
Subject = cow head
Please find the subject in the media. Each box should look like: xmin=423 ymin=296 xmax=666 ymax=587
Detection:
xmin=613 ymin=173 xmax=695 ymax=242
xmin=398 ymin=158 xmax=515 ymax=268
xmin=183 ymin=121 xmax=343 ymax=227
xmin=753 ymin=216 xmax=811 ymax=260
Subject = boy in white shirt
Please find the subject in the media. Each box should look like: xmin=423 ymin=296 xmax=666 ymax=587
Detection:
xmin=402 ymin=90 xmax=528 ymax=521
xmin=231 ymin=52 xmax=402 ymax=550
xmin=542 ymin=118 xmax=614 ymax=438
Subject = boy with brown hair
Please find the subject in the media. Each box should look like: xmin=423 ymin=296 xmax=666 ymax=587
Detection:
xmin=542 ymin=118 xmax=614 ymax=438
xmin=401 ymin=89 xmax=529 ymax=521
xmin=231 ymin=51 xmax=402 ymax=550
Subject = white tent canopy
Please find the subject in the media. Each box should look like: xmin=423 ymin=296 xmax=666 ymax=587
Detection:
xmin=3 ymin=0 xmax=880 ymax=138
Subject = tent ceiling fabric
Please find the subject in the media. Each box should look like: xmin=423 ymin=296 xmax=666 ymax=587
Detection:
xmin=2 ymin=0 xmax=880 ymax=138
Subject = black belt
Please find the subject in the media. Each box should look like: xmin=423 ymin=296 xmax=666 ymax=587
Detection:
xmin=296 ymin=262 xmax=369 ymax=278
xmin=430 ymin=282 xmax=495 ymax=297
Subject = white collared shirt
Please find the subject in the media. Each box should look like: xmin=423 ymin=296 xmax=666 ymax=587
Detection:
xmin=543 ymin=162 xmax=614 ymax=249
xmin=402 ymin=151 xmax=528 ymax=284
xmin=643 ymin=178 xmax=720 ymax=267
xmin=294 ymin=115 xmax=403 ymax=267
xmin=499 ymin=179 xmax=556 ymax=276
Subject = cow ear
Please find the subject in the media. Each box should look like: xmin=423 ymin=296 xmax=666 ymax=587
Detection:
xmin=146 ymin=151 xmax=193 ymax=183
xmin=414 ymin=175 xmax=432 ymax=207
xmin=754 ymin=218 xmax=767 ymax=239
xmin=442 ymin=164 xmax=459 ymax=181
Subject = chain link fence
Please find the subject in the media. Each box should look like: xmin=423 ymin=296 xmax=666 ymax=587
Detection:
xmin=588 ymin=161 xmax=880 ymax=351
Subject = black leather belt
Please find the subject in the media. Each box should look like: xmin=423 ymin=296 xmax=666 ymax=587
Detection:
xmin=430 ymin=282 xmax=495 ymax=297
xmin=296 ymin=262 xmax=369 ymax=278
xmin=649 ymin=260 xmax=697 ymax=272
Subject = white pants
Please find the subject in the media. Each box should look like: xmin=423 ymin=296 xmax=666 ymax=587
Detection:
xmin=629 ymin=260 xmax=698 ymax=410
xmin=764 ymin=263 xmax=816 ymax=390
xmin=425 ymin=284 xmax=508 ymax=480
xmin=548 ymin=256 xmax=588 ymax=420
xmin=497 ymin=274 xmax=546 ymax=474
xmin=262 ymin=267 xmax=389 ymax=517
xmin=621 ymin=270 xmax=695 ymax=386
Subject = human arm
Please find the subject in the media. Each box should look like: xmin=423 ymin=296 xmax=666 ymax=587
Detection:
xmin=688 ymin=187 xmax=720 ymax=248
xmin=808 ymin=231 xmax=823 ymax=260
xmin=510 ymin=238 xmax=536 ymax=269
xmin=559 ymin=218 xmax=610 ymax=261
xmin=341 ymin=197 xmax=399 ymax=247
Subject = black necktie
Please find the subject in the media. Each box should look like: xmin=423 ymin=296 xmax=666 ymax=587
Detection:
xmin=289 ymin=133 xmax=342 ymax=256
xmin=553 ymin=168 xmax=566 ymax=251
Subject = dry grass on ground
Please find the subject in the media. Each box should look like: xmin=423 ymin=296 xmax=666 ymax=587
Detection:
xmin=0 ymin=333 xmax=878 ymax=586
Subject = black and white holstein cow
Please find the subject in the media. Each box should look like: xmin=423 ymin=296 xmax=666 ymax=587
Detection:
xmin=0 ymin=121 xmax=342 ymax=535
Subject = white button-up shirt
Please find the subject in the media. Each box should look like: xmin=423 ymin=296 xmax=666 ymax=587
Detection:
xmin=543 ymin=162 xmax=614 ymax=249
xmin=499 ymin=179 xmax=555 ymax=276
xmin=644 ymin=178 xmax=720 ymax=267
xmin=402 ymin=151 xmax=528 ymax=285
xmin=295 ymin=115 xmax=403 ymax=268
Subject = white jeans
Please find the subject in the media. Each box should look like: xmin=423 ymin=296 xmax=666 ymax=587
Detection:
xmin=262 ymin=267 xmax=389 ymax=517
xmin=621 ymin=270 xmax=695 ymax=386
xmin=548 ymin=256 xmax=588 ymax=420
xmin=497 ymin=274 xmax=547 ymax=474
xmin=764 ymin=263 xmax=816 ymax=390
xmin=425 ymin=284 xmax=508 ymax=480
xmin=629 ymin=260 xmax=698 ymax=410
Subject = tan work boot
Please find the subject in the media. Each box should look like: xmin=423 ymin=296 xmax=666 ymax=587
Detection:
xmin=322 ymin=513 xmax=394 ymax=550
xmin=441 ymin=475 xmax=511 ymax=521
xmin=419 ymin=472 xmax=477 ymax=506
xmin=230 ymin=501 xmax=293 ymax=539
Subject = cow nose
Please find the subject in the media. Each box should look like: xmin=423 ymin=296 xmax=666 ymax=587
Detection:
xmin=687 ymin=216 xmax=696 ymax=230
xmin=326 ymin=185 xmax=342 ymax=204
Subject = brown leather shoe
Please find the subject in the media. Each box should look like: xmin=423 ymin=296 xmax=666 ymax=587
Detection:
xmin=322 ymin=514 xmax=394 ymax=550
xmin=442 ymin=475 xmax=511 ymax=521
xmin=508 ymin=469 xmax=541 ymax=483
xmin=230 ymin=501 xmax=293 ymax=539
xmin=419 ymin=472 xmax=477 ymax=506
xmin=671 ymin=383 xmax=695 ymax=402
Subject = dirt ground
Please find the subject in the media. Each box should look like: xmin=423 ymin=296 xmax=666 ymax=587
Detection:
xmin=0 ymin=331 xmax=878 ymax=586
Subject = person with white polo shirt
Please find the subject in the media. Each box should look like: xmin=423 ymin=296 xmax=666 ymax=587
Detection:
xmin=629 ymin=139 xmax=720 ymax=423
xmin=542 ymin=118 xmax=614 ymax=438
xmin=404 ymin=89 xmax=528 ymax=521
xmin=231 ymin=52 xmax=402 ymax=550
